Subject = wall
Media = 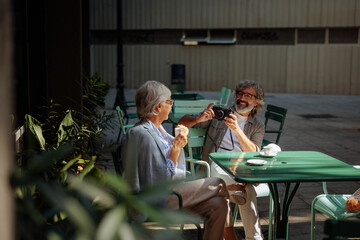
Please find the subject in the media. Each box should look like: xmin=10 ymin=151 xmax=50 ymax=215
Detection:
xmin=91 ymin=0 xmax=360 ymax=29
xmin=92 ymin=44 xmax=360 ymax=94
xmin=90 ymin=0 xmax=360 ymax=94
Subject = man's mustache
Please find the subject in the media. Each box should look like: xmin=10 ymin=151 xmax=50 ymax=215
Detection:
xmin=236 ymin=99 xmax=249 ymax=107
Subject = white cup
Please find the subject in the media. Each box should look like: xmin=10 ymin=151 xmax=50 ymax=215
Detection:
xmin=175 ymin=127 xmax=182 ymax=137
xmin=263 ymin=146 xmax=271 ymax=156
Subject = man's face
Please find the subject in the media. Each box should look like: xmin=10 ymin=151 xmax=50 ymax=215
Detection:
xmin=234 ymin=87 xmax=258 ymax=115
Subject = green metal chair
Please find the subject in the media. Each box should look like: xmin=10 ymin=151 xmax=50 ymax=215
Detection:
xmin=115 ymin=106 xmax=134 ymax=143
xmin=168 ymin=99 xmax=216 ymax=134
xmin=185 ymin=128 xmax=210 ymax=178
xmin=311 ymin=182 xmax=360 ymax=240
xmin=185 ymin=128 xmax=273 ymax=240
xmin=218 ymin=87 xmax=232 ymax=107
xmin=171 ymin=92 xmax=205 ymax=100
xmin=118 ymin=99 xmax=137 ymax=124
xmin=262 ymin=104 xmax=287 ymax=148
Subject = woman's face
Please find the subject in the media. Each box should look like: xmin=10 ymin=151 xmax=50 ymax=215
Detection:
xmin=158 ymin=97 xmax=173 ymax=121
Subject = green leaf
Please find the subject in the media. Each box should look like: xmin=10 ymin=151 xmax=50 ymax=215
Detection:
xmin=101 ymin=173 xmax=132 ymax=196
xmin=78 ymin=156 xmax=96 ymax=179
xmin=67 ymin=174 xmax=116 ymax=209
xmin=57 ymin=111 xmax=74 ymax=146
xmin=25 ymin=114 xmax=46 ymax=150
xmin=38 ymin=182 xmax=96 ymax=239
xmin=27 ymin=145 xmax=73 ymax=173
xmin=61 ymin=155 xmax=81 ymax=172
xmin=96 ymin=205 xmax=135 ymax=240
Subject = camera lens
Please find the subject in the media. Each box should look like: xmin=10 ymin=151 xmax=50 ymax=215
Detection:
xmin=217 ymin=110 xmax=224 ymax=119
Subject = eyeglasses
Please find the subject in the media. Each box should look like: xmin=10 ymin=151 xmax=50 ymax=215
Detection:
xmin=164 ymin=99 xmax=174 ymax=106
xmin=236 ymin=91 xmax=257 ymax=100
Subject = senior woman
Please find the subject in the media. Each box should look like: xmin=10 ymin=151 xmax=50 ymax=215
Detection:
xmin=122 ymin=81 xmax=238 ymax=240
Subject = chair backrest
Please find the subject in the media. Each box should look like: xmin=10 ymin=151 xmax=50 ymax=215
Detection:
xmin=185 ymin=128 xmax=207 ymax=174
xmin=173 ymin=99 xmax=216 ymax=115
xmin=115 ymin=106 xmax=135 ymax=144
xmin=219 ymin=87 xmax=231 ymax=106
xmin=116 ymin=106 xmax=127 ymax=136
xmin=264 ymin=104 xmax=287 ymax=144
xmin=118 ymin=100 xmax=137 ymax=122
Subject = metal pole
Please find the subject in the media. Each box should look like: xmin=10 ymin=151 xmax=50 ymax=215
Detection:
xmin=113 ymin=0 xmax=125 ymax=109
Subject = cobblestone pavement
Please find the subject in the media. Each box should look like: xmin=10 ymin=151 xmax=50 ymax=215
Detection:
xmin=99 ymin=88 xmax=360 ymax=240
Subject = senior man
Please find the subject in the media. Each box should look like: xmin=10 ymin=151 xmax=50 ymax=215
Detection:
xmin=178 ymin=80 xmax=265 ymax=240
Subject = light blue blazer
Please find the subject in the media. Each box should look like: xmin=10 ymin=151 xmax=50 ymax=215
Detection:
xmin=121 ymin=120 xmax=186 ymax=192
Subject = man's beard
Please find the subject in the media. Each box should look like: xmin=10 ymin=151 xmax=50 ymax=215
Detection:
xmin=235 ymin=99 xmax=255 ymax=114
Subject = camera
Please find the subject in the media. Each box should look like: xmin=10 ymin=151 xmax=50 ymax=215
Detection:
xmin=212 ymin=105 xmax=232 ymax=121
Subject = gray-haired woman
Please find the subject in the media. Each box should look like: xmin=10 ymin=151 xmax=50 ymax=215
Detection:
xmin=122 ymin=81 xmax=238 ymax=240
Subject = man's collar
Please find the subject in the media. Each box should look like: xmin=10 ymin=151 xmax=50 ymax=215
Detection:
xmin=247 ymin=114 xmax=255 ymax=123
xmin=231 ymin=106 xmax=255 ymax=123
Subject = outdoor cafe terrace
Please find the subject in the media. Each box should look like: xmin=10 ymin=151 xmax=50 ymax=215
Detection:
xmin=100 ymin=88 xmax=360 ymax=240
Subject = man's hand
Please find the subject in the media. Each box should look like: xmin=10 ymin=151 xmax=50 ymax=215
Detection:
xmin=224 ymin=113 xmax=258 ymax=152
xmin=224 ymin=113 xmax=241 ymax=134
xmin=177 ymin=102 xmax=215 ymax=127
xmin=197 ymin=102 xmax=215 ymax=123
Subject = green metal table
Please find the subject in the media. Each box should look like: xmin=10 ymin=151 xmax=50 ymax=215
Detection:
xmin=208 ymin=151 xmax=360 ymax=239
xmin=167 ymin=99 xmax=216 ymax=126
xmin=171 ymin=92 xmax=205 ymax=100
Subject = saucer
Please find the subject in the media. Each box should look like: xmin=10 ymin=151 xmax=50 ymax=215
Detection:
xmin=259 ymin=151 xmax=277 ymax=157
xmin=246 ymin=159 xmax=267 ymax=166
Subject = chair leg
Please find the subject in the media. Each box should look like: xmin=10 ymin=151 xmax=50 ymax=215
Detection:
xmin=268 ymin=195 xmax=273 ymax=240
xmin=232 ymin=204 xmax=239 ymax=225
xmin=310 ymin=197 xmax=319 ymax=240
xmin=194 ymin=222 xmax=203 ymax=240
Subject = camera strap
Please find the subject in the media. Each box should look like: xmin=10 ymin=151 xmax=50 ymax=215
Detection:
xmin=208 ymin=128 xmax=235 ymax=152
xmin=218 ymin=129 xmax=235 ymax=151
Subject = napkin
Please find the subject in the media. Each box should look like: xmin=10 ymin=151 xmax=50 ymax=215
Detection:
xmin=261 ymin=143 xmax=281 ymax=154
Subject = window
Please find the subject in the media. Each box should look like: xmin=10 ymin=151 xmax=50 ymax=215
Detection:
xmin=207 ymin=29 xmax=236 ymax=44
xmin=329 ymin=28 xmax=358 ymax=44
xmin=298 ymin=29 xmax=325 ymax=44
xmin=180 ymin=30 xmax=208 ymax=45
xmin=180 ymin=29 xmax=236 ymax=45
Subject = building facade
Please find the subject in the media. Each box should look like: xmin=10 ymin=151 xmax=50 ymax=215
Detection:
xmin=90 ymin=0 xmax=360 ymax=94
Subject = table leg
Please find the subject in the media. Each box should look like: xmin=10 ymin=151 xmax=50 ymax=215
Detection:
xmin=268 ymin=182 xmax=301 ymax=239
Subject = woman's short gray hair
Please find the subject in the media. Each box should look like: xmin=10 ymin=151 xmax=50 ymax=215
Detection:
xmin=135 ymin=80 xmax=171 ymax=120
xmin=235 ymin=80 xmax=265 ymax=117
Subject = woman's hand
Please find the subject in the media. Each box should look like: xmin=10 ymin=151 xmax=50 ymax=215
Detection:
xmin=173 ymin=125 xmax=188 ymax=149
xmin=168 ymin=125 xmax=188 ymax=165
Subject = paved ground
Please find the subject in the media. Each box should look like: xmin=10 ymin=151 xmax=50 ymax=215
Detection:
xmin=99 ymin=88 xmax=360 ymax=240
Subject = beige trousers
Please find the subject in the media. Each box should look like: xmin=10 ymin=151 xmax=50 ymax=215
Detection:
xmin=167 ymin=177 xmax=232 ymax=240
xmin=211 ymin=162 xmax=263 ymax=240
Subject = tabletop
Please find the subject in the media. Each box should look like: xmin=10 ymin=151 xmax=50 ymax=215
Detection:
xmin=209 ymin=151 xmax=360 ymax=183
xmin=171 ymin=92 xmax=205 ymax=100
xmin=168 ymin=99 xmax=217 ymax=124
